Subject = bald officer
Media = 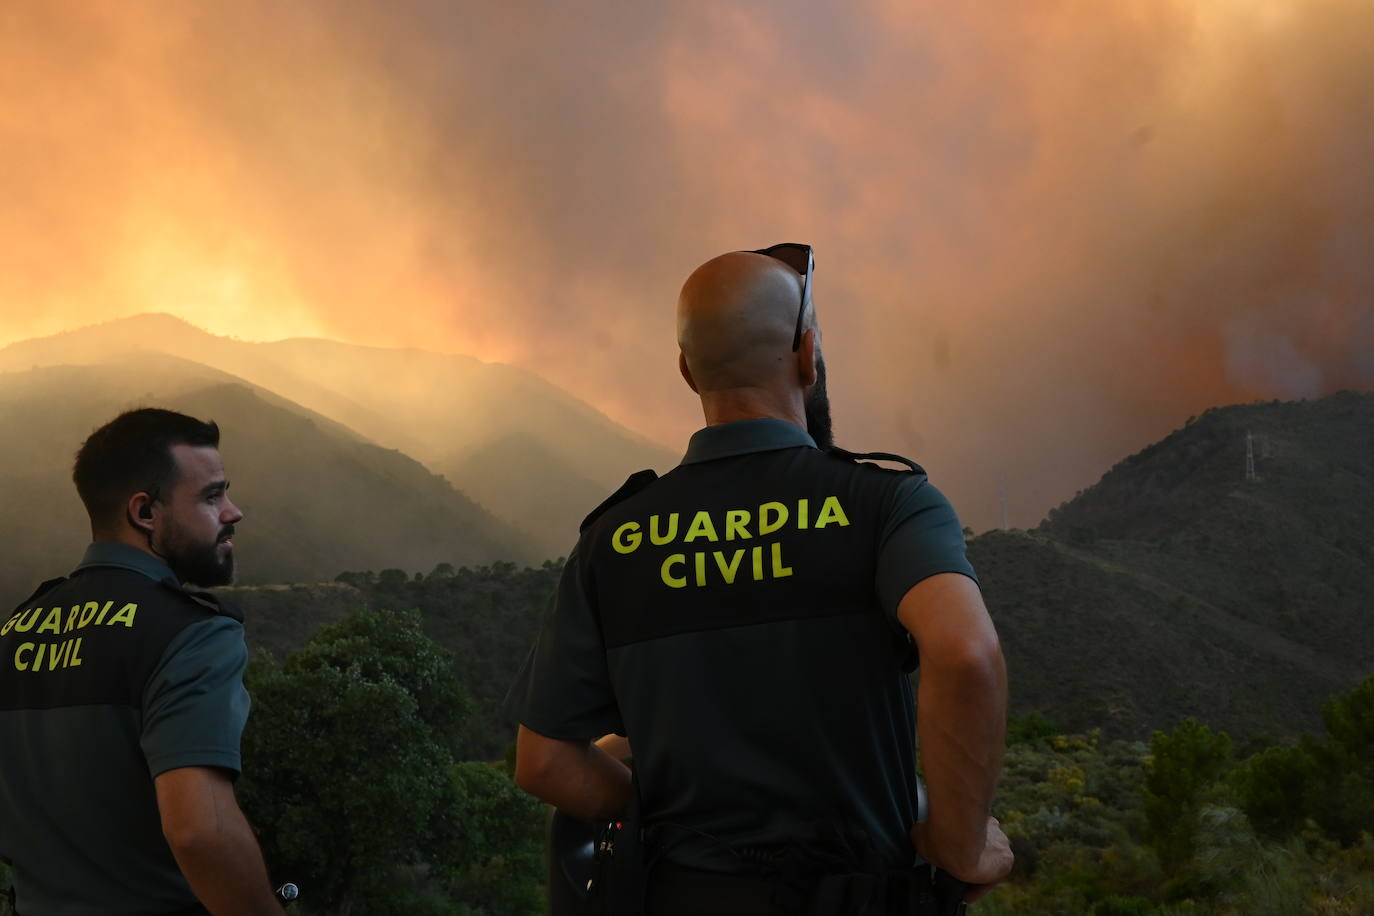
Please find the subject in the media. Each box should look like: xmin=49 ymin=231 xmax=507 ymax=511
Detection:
xmin=509 ymin=245 xmax=1012 ymax=914
xmin=0 ymin=408 xmax=285 ymax=915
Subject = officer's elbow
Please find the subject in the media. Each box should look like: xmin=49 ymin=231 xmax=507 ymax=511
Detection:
xmin=162 ymin=814 xmax=223 ymax=859
xmin=950 ymin=631 xmax=1005 ymax=678
xmin=513 ymin=726 xmax=562 ymax=800
xmin=923 ymin=630 xmax=1007 ymax=702
xmin=513 ymin=753 xmax=546 ymax=797
xmin=154 ymin=766 xmax=240 ymax=861
xmin=898 ymin=574 xmax=1003 ymax=681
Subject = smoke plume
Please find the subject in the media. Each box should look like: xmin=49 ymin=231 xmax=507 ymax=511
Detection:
xmin=1 ymin=0 xmax=1370 ymax=528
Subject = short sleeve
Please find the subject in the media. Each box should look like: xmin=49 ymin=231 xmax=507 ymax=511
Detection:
xmin=140 ymin=616 xmax=250 ymax=777
xmin=503 ymin=545 xmax=623 ymax=740
xmin=875 ymin=477 xmax=978 ymax=621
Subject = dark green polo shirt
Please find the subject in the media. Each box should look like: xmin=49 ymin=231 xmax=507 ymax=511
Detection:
xmin=0 ymin=542 xmax=250 ymax=915
xmin=510 ymin=419 xmax=977 ymax=873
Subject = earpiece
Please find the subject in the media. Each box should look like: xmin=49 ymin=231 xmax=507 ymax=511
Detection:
xmin=139 ymin=503 xmax=154 ymax=520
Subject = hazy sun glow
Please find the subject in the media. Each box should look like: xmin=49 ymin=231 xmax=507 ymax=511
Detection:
xmin=114 ymin=230 xmax=317 ymax=344
xmin=1199 ymin=0 xmax=1301 ymax=30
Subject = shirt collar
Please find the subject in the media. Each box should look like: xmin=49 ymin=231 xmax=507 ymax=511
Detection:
xmin=681 ymin=418 xmax=818 ymax=466
xmin=76 ymin=541 xmax=178 ymax=584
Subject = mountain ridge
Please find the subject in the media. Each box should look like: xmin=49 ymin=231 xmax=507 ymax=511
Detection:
xmin=0 ymin=313 xmax=678 ymax=552
xmin=975 ymin=390 xmax=1374 ymax=737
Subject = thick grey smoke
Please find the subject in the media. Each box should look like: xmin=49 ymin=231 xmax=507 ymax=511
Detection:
xmin=1 ymin=0 xmax=1370 ymax=529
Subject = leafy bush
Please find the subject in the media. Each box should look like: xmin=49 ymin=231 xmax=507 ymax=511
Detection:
xmin=1008 ymin=711 xmax=1062 ymax=746
xmin=1142 ymin=719 xmax=1233 ymax=867
xmin=1310 ymin=675 xmax=1374 ymax=844
xmin=238 ymin=608 xmax=541 ymax=914
xmin=1232 ymin=742 xmax=1318 ymax=839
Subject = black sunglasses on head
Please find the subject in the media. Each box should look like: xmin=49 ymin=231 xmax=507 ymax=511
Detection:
xmin=746 ymin=242 xmax=814 ymax=351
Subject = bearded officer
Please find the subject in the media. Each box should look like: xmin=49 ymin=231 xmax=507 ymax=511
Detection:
xmin=0 ymin=408 xmax=286 ymax=915
xmin=508 ymin=245 xmax=1013 ymax=914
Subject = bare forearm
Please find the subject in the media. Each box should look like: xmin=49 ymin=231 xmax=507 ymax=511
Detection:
xmin=168 ymin=802 xmax=284 ymax=915
xmin=917 ymin=642 xmax=1007 ymax=873
xmin=516 ymin=725 xmax=634 ymax=821
xmin=157 ymin=767 xmax=285 ymax=916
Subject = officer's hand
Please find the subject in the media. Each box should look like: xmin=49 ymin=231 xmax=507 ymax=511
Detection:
xmin=593 ymin=733 xmax=632 ymax=763
xmin=911 ymin=816 xmax=1014 ymax=903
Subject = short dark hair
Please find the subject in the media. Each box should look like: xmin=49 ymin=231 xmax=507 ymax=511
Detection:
xmin=73 ymin=408 xmax=221 ymax=527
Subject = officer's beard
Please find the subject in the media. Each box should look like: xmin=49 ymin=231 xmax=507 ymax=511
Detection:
xmin=805 ymin=355 xmax=835 ymax=451
xmin=161 ymin=523 xmax=237 ymax=588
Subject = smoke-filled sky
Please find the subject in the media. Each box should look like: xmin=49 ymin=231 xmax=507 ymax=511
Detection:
xmin=2 ymin=0 xmax=1371 ymax=529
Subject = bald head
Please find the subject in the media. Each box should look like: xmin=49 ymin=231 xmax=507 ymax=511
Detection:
xmin=677 ymin=251 xmax=815 ymax=392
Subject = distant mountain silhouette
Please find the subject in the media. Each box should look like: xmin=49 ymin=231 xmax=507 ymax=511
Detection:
xmin=976 ymin=391 xmax=1374 ymax=739
xmin=0 ymin=356 xmax=533 ymax=601
xmin=0 ymin=314 xmax=677 ymax=556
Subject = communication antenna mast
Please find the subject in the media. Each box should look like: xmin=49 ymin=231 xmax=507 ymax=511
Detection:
xmin=1245 ymin=431 xmax=1257 ymax=482
xmin=998 ymin=474 xmax=1009 ymax=530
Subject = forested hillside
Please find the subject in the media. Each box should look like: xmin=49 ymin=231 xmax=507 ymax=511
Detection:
xmin=978 ymin=392 xmax=1373 ymax=740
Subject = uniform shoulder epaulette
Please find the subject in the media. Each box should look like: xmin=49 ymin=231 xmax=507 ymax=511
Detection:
xmin=828 ymin=446 xmax=927 ymax=476
xmin=12 ymin=577 xmax=67 ymax=614
xmin=156 ymin=578 xmax=244 ymax=624
xmin=580 ymin=469 xmax=660 ymax=534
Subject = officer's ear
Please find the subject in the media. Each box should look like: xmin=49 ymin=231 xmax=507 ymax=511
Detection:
xmin=128 ymin=492 xmax=157 ymax=534
xmin=678 ymin=350 xmax=700 ymax=394
xmin=796 ymin=328 xmax=819 ymax=388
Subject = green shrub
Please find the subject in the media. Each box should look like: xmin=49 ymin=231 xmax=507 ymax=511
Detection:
xmin=1142 ymin=720 xmax=1233 ymax=867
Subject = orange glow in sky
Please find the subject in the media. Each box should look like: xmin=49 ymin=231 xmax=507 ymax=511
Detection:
xmin=2 ymin=0 xmax=1371 ymax=528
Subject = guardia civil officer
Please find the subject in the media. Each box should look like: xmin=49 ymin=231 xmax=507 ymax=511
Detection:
xmin=0 ymin=409 xmax=286 ymax=915
xmin=508 ymin=246 xmax=1014 ymax=914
